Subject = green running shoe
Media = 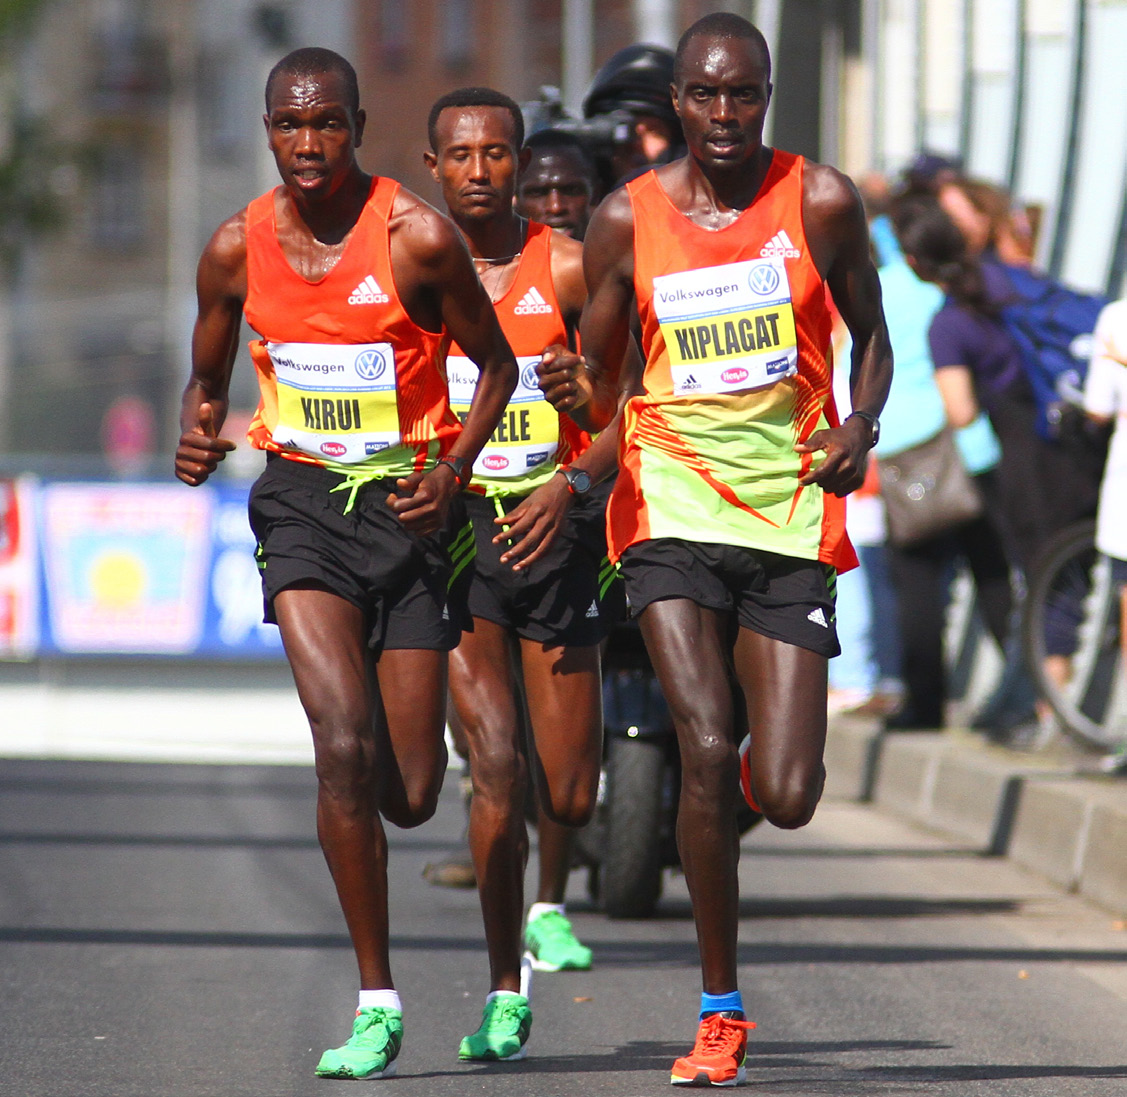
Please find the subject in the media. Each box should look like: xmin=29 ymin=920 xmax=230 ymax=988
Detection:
xmin=524 ymin=909 xmax=593 ymax=972
xmin=315 ymin=1007 xmax=403 ymax=1080
xmin=458 ymin=994 xmax=532 ymax=1061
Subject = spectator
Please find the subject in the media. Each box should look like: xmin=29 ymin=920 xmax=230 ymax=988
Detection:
xmin=937 ymin=177 xmax=1037 ymax=268
xmin=876 ymin=248 xmax=1013 ymax=729
xmin=1083 ymin=299 xmax=1127 ymax=770
xmin=581 ymin=44 xmax=684 ymax=193
xmin=891 ymin=194 xmax=1100 ymax=578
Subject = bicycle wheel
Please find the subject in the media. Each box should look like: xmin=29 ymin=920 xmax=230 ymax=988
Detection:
xmin=1021 ymin=519 xmax=1126 ymax=752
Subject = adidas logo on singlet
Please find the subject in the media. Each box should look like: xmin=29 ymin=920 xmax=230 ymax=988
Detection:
xmin=514 ymin=286 xmax=554 ymax=315
xmin=760 ymin=229 xmax=801 ymax=259
xmin=348 ymin=275 xmax=390 ymax=305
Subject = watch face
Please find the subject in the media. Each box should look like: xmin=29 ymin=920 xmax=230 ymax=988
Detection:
xmin=562 ymin=467 xmax=591 ymax=494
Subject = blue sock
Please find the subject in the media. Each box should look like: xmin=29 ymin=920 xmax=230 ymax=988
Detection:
xmin=700 ymin=990 xmax=744 ymax=1018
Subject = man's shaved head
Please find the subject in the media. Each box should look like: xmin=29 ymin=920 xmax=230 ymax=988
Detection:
xmin=673 ymin=13 xmax=771 ymax=84
xmin=265 ymin=47 xmax=360 ymax=115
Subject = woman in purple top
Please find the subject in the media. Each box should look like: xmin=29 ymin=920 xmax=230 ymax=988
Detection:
xmin=891 ymin=195 xmax=1099 ymax=576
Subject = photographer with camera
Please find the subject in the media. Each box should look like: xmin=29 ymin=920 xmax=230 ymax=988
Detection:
xmin=524 ymin=44 xmax=684 ymax=198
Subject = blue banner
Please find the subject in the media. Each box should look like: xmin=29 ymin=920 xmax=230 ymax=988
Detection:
xmin=18 ymin=479 xmax=284 ymax=660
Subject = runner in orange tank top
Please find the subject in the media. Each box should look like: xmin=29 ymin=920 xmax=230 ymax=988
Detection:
xmin=173 ymin=49 xmax=517 ymax=1082
xmin=423 ymin=87 xmax=627 ymax=1062
xmin=539 ymin=15 xmax=892 ymax=1087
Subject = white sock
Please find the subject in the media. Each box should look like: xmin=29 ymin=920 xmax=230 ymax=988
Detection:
xmin=486 ymin=989 xmax=525 ymax=1003
xmin=527 ymin=902 xmax=565 ymax=923
xmin=358 ymin=989 xmax=402 ymax=1013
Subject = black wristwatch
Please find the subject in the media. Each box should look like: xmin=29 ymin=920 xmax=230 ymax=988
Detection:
xmin=557 ymin=466 xmax=592 ymax=496
xmin=436 ymin=454 xmax=472 ymax=488
xmin=847 ymin=410 xmax=880 ymax=449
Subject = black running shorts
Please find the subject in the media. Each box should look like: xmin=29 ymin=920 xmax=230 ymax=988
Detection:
xmin=465 ymin=478 xmax=625 ymax=646
xmin=248 ymin=455 xmax=472 ymax=655
xmin=618 ymin=537 xmax=840 ymax=658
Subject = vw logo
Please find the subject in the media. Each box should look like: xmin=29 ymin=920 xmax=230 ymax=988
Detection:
xmin=749 ymin=264 xmax=780 ymax=296
xmin=354 ymin=348 xmax=387 ymax=381
xmin=521 ymin=363 xmax=540 ymax=391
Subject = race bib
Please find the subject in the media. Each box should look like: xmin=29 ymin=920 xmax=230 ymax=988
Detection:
xmin=267 ymin=341 xmax=401 ymax=464
xmin=652 ymin=258 xmax=798 ymax=397
xmin=447 ymin=355 xmax=559 ymax=479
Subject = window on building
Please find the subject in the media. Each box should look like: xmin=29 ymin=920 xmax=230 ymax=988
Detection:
xmin=89 ymin=143 xmax=145 ymax=252
xmin=379 ymin=0 xmax=410 ymax=71
xmin=442 ymin=0 xmax=475 ymax=70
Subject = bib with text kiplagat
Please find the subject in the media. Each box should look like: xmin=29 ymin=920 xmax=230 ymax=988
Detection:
xmin=652 ymin=257 xmax=798 ymax=397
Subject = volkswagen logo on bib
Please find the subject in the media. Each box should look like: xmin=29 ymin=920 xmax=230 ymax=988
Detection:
xmin=748 ymin=264 xmax=779 ymax=296
xmin=521 ymin=362 xmax=540 ymax=392
xmin=354 ymin=348 xmax=388 ymax=381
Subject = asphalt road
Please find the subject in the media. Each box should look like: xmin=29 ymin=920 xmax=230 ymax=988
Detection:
xmin=1 ymin=756 xmax=1125 ymax=1097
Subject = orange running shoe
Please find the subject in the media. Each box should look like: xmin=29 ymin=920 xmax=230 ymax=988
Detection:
xmin=737 ymin=735 xmax=762 ymax=814
xmin=670 ymin=1011 xmax=756 ymax=1087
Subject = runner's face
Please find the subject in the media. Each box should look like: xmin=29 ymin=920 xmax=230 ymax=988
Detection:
xmin=674 ymin=35 xmax=771 ymax=171
xmin=516 ymin=149 xmax=594 ymax=239
xmin=430 ymin=106 xmax=521 ymax=224
xmin=265 ymin=71 xmax=361 ymax=200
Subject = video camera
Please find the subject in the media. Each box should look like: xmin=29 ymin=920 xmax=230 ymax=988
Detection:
xmin=521 ymin=86 xmax=635 ymax=157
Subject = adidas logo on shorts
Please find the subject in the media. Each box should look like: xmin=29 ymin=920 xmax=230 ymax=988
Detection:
xmin=760 ymin=229 xmax=801 ymax=259
xmin=585 ymin=599 xmax=599 ymax=619
xmin=348 ymin=275 xmax=390 ymax=305
xmin=514 ymin=286 xmax=553 ymax=315
xmin=807 ymin=607 xmax=828 ymax=628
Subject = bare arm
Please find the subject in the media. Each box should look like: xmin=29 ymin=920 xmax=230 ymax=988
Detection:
xmin=797 ymin=164 xmax=893 ymax=496
xmin=539 ymin=190 xmax=638 ymax=433
xmin=387 ymin=196 xmax=518 ymax=532
xmin=496 ymin=234 xmax=643 ymax=568
xmin=934 ymin=365 xmax=980 ymax=429
xmin=174 ymin=215 xmax=246 ymax=485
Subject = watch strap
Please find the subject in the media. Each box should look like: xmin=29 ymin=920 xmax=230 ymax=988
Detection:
xmin=436 ymin=454 xmax=472 ymax=488
xmin=846 ymin=410 xmax=880 ymax=447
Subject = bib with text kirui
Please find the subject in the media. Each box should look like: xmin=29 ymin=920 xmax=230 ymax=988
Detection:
xmin=446 ymin=356 xmax=558 ymax=479
xmin=653 ymin=257 xmax=798 ymax=397
xmin=267 ymin=341 xmax=400 ymax=464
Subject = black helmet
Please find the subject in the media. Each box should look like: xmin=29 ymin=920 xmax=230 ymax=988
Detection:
xmin=582 ymin=44 xmax=677 ymax=126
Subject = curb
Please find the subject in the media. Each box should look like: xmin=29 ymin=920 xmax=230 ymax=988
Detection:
xmin=826 ymin=716 xmax=1127 ymax=916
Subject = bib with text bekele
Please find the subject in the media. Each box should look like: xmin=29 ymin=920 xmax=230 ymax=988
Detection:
xmin=445 ymin=355 xmax=558 ymax=479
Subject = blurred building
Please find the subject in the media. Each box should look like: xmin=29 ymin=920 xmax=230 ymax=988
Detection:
xmin=1 ymin=0 xmax=1125 ymax=468
xmin=0 ymin=0 xmax=354 ymax=470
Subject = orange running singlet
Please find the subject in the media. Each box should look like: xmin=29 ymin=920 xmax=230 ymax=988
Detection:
xmin=244 ymin=176 xmax=460 ymax=478
xmin=607 ymin=152 xmax=855 ymax=572
xmin=446 ymin=221 xmax=588 ymax=495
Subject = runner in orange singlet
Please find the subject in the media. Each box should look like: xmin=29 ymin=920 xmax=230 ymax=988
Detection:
xmin=423 ymin=87 xmax=624 ymax=1061
xmin=539 ymin=15 xmax=891 ymax=1086
xmin=174 ymin=49 xmax=517 ymax=1081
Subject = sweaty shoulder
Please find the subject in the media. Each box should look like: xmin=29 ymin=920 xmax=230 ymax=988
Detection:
xmin=199 ymin=208 xmax=248 ymax=298
xmin=583 ymin=185 xmax=637 ymax=291
xmin=800 ymin=160 xmax=868 ymax=276
xmin=388 ymin=186 xmax=465 ymax=274
xmin=801 ymin=160 xmax=861 ymax=220
xmin=586 ymin=185 xmax=635 ymax=247
xmin=547 ymin=229 xmax=586 ymax=313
